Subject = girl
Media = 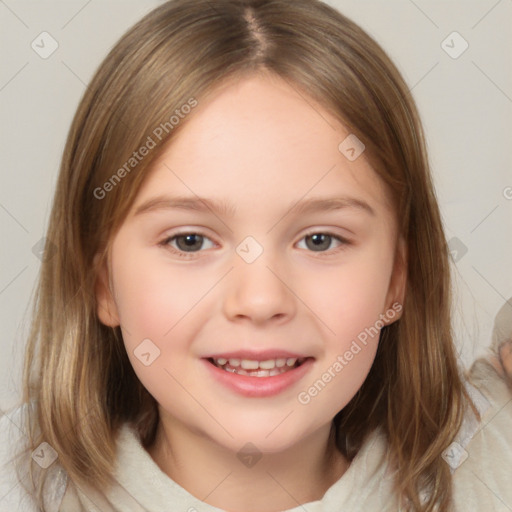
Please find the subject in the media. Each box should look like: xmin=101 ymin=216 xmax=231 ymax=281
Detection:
xmin=2 ymin=0 xmax=511 ymax=511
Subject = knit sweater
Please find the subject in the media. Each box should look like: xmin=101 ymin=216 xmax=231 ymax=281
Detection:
xmin=1 ymin=356 xmax=511 ymax=512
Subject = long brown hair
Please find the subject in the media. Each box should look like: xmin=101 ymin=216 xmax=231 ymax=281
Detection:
xmin=18 ymin=0 xmax=478 ymax=510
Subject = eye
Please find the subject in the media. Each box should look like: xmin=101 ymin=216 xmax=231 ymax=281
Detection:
xmin=296 ymin=232 xmax=350 ymax=252
xmin=159 ymin=230 xmax=350 ymax=257
xmin=160 ymin=232 xmax=216 ymax=254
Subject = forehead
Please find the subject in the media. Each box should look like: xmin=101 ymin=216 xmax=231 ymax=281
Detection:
xmin=130 ymin=73 xmax=394 ymax=222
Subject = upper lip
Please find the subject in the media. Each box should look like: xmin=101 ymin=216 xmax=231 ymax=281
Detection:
xmin=203 ymin=350 xmax=312 ymax=361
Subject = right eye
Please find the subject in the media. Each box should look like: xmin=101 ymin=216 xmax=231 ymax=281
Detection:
xmin=159 ymin=232 xmax=216 ymax=255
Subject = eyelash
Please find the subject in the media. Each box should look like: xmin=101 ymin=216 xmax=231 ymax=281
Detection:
xmin=158 ymin=230 xmax=352 ymax=258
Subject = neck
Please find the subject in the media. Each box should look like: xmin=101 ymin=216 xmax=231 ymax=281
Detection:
xmin=146 ymin=413 xmax=349 ymax=512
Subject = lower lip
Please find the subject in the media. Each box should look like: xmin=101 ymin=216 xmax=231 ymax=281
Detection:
xmin=202 ymin=358 xmax=314 ymax=398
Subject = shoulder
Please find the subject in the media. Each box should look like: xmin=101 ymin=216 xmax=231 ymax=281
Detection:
xmin=0 ymin=403 xmax=39 ymax=511
xmin=0 ymin=403 xmax=68 ymax=512
xmin=449 ymin=357 xmax=512 ymax=511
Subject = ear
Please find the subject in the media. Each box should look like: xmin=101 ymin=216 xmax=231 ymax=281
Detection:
xmin=94 ymin=253 xmax=120 ymax=327
xmin=384 ymin=235 xmax=407 ymax=323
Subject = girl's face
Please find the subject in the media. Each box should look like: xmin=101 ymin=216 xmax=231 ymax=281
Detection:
xmin=96 ymin=72 xmax=406 ymax=454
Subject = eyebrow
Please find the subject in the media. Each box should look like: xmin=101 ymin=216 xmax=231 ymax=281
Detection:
xmin=133 ymin=194 xmax=375 ymax=218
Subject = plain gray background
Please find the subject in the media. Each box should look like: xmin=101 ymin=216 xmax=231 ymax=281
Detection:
xmin=1 ymin=0 xmax=511 ymax=412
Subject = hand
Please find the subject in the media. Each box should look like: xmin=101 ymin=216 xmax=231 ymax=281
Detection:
xmin=490 ymin=340 xmax=512 ymax=382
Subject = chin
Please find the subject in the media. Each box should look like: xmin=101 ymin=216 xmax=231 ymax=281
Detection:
xmin=213 ymin=418 xmax=316 ymax=455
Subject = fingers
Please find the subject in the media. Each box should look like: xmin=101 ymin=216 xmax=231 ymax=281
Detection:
xmin=499 ymin=340 xmax=512 ymax=380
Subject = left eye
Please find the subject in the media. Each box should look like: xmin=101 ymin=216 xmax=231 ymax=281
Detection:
xmin=296 ymin=233 xmax=347 ymax=252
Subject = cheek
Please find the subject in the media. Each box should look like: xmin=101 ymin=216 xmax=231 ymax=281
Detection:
xmin=299 ymin=249 xmax=394 ymax=340
xmin=296 ymin=267 xmax=387 ymax=416
xmin=110 ymin=252 xmax=201 ymax=400
xmin=111 ymin=249 xmax=209 ymax=345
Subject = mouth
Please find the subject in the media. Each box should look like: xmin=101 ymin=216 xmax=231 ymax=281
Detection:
xmin=206 ymin=356 xmax=310 ymax=377
xmin=203 ymin=355 xmax=315 ymax=397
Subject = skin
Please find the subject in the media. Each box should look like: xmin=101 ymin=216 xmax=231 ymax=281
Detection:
xmin=96 ymin=71 xmax=407 ymax=512
xmin=491 ymin=341 xmax=512 ymax=379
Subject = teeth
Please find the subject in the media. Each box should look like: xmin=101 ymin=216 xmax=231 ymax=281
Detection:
xmin=211 ymin=356 xmax=306 ymax=377
xmin=240 ymin=359 xmax=259 ymax=370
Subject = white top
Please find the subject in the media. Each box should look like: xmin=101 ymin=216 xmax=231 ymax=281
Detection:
xmin=1 ymin=357 xmax=511 ymax=512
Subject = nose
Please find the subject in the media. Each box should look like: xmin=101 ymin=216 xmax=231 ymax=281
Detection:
xmin=222 ymin=256 xmax=296 ymax=326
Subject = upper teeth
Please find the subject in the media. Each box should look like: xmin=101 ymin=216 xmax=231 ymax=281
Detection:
xmin=214 ymin=357 xmax=299 ymax=369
